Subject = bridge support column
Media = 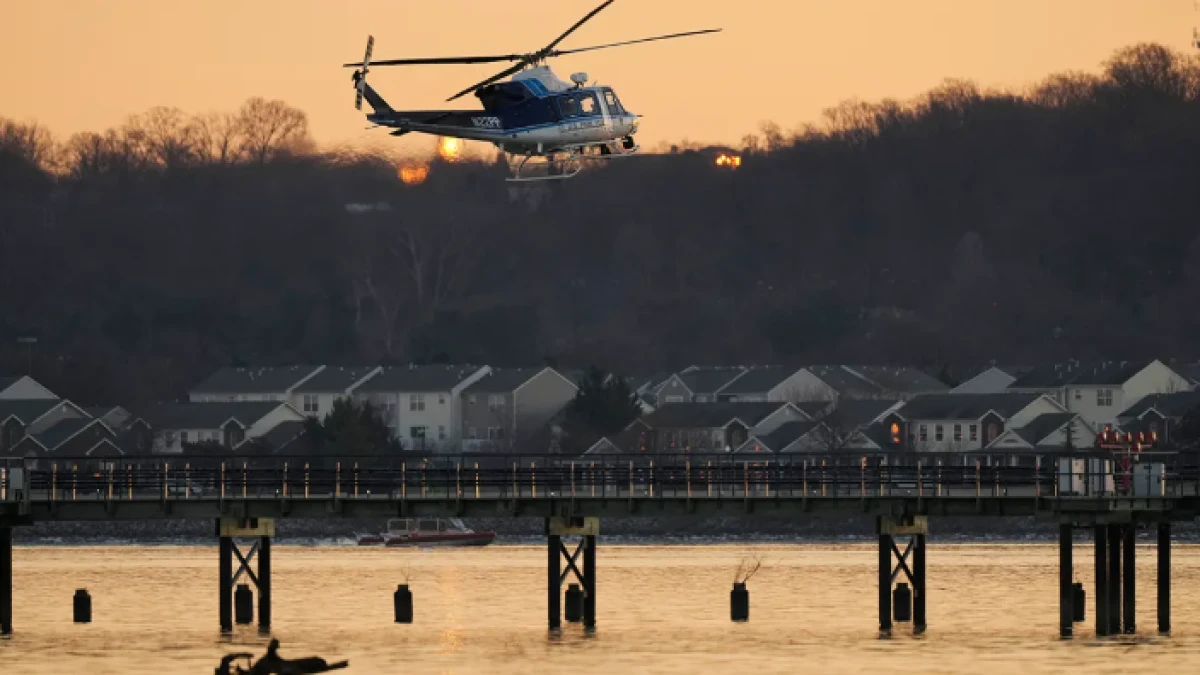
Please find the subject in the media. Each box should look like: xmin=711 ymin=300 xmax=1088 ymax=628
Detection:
xmin=1094 ymin=525 xmax=1108 ymax=636
xmin=547 ymin=530 xmax=561 ymax=631
xmin=1059 ymin=524 xmax=1072 ymax=639
xmin=217 ymin=518 xmax=275 ymax=634
xmin=1122 ymin=525 xmax=1135 ymax=634
xmin=1 ymin=527 xmax=11 ymax=637
xmin=547 ymin=517 xmax=598 ymax=633
xmin=1108 ymin=524 xmax=1121 ymax=636
xmin=877 ymin=515 xmax=927 ymax=636
xmin=1158 ymin=521 xmax=1170 ymax=635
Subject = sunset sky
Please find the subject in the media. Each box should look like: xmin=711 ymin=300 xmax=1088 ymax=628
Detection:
xmin=1 ymin=1 xmax=1194 ymax=156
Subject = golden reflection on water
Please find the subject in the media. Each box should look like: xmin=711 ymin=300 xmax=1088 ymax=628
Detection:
xmin=3 ymin=543 xmax=1200 ymax=674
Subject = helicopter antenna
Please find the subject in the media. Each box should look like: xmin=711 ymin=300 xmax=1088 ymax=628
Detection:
xmin=342 ymin=0 xmax=721 ymax=102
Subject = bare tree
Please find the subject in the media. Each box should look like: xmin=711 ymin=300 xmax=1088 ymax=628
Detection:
xmin=0 ymin=118 xmax=57 ymax=170
xmin=811 ymin=407 xmax=860 ymax=453
xmin=236 ymin=98 xmax=310 ymax=164
xmin=194 ymin=112 xmax=245 ymax=164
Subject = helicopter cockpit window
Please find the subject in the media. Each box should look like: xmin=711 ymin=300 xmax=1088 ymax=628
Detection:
xmin=559 ymin=96 xmax=579 ymax=118
xmin=576 ymin=92 xmax=599 ymax=116
xmin=603 ymin=89 xmax=624 ymax=115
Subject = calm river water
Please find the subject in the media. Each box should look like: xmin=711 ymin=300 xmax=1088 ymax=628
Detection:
xmin=3 ymin=542 xmax=1200 ymax=674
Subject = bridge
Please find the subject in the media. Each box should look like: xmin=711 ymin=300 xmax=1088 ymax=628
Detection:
xmin=1 ymin=449 xmax=1196 ymax=639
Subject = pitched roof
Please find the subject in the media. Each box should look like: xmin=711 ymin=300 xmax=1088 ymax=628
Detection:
xmin=640 ymin=402 xmax=790 ymax=429
xmin=358 ymin=364 xmax=483 ymax=393
xmin=806 ymin=366 xmax=884 ymax=398
xmin=293 ymin=366 xmax=379 ymax=393
xmin=720 ymin=366 xmax=795 ymax=395
xmin=848 ymin=366 xmax=949 ymax=394
xmin=758 ymin=420 xmax=820 ymax=452
xmin=255 ymin=420 xmax=308 ymax=451
xmin=794 ymin=401 xmax=833 ymax=418
xmin=1013 ymin=413 xmax=1077 ymax=446
xmin=191 ymin=366 xmax=322 ymax=394
xmin=827 ymin=399 xmax=902 ymax=429
xmin=134 ymin=402 xmax=286 ymax=429
xmin=1120 ymin=392 xmax=1200 ymax=420
xmin=0 ymin=398 xmax=69 ymax=425
xmin=631 ymin=373 xmax=672 ymax=394
xmin=676 ymin=368 xmax=747 ymax=395
xmin=464 ymin=367 xmax=562 ymax=394
xmin=32 ymin=417 xmax=106 ymax=451
xmin=1009 ymin=360 xmax=1155 ymax=389
xmin=897 ymin=393 xmax=1041 ymax=421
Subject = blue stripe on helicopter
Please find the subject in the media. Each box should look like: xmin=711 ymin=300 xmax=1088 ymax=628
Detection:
xmin=522 ymin=79 xmax=550 ymax=97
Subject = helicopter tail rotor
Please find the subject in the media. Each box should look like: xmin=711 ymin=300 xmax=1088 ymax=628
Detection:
xmin=354 ymin=35 xmax=374 ymax=111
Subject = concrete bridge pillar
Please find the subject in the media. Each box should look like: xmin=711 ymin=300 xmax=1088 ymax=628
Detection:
xmin=217 ymin=518 xmax=275 ymax=634
xmin=547 ymin=516 xmax=598 ymax=632
xmin=877 ymin=515 xmax=928 ymax=636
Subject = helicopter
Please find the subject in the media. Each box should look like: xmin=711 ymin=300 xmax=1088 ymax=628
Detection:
xmin=344 ymin=0 xmax=720 ymax=182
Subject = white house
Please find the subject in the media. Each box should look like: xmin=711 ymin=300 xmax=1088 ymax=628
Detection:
xmin=354 ymin=364 xmax=490 ymax=450
xmin=891 ymin=393 xmax=1068 ymax=452
xmin=0 ymin=375 xmax=56 ymax=400
xmin=289 ymin=366 xmax=381 ymax=419
xmin=717 ymin=366 xmax=812 ymax=402
xmin=1007 ymin=360 xmax=1192 ymax=431
xmin=133 ymin=401 xmax=306 ymax=453
xmin=188 ymin=366 xmax=324 ymax=403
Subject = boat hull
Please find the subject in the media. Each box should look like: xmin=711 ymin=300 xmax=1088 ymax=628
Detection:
xmin=384 ymin=532 xmax=495 ymax=548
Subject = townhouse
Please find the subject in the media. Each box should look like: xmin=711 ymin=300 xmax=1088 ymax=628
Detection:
xmin=354 ymin=364 xmax=489 ymax=449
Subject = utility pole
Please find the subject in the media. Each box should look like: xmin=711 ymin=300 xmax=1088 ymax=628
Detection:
xmin=15 ymin=337 xmax=36 ymax=374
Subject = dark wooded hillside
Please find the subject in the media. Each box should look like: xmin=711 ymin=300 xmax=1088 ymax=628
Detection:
xmin=1 ymin=44 xmax=1198 ymax=403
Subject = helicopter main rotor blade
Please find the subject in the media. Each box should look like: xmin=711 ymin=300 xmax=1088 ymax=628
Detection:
xmin=446 ymin=61 xmax=528 ymax=101
xmin=541 ymin=0 xmax=615 ymax=54
xmin=343 ymin=54 xmax=524 ymax=67
xmin=549 ymin=28 xmax=723 ymax=57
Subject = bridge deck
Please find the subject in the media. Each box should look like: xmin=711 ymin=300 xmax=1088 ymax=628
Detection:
xmin=2 ymin=451 xmax=1196 ymax=524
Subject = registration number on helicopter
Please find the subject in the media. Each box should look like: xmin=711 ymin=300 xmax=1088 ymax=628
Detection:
xmin=471 ymin=116 xmax=502 ymax=129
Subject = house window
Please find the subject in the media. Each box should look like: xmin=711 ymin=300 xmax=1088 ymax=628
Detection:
xmin=410 ymin=426 xmax=427 ymax=439
xmin=467 ymin=426 xmax=477 ymax=440
xmin=664 ymin=395 xmax=685 ymax=403
xmin=488 ymin=427 xmax=506 ymax=440
xmin=165 ymin=431 xmax=177 ymax=447
xmin=953 ymin=424 xmax=962 ymax=442
xmin=180 ymin=431 xmax=190 ymax=444
xmin=438 ymin=394 xmax=446 ymax=405
xmin=969 ymin=424 xmax=978 ymax=442
xmin=410 ymin=394 xmax=425 ymax=411
xmin=438 ymin=425 xmax=446 ymax=440
xmin=935 ymin=425 xmax=944 ymax=442
xmin=918 ymin=424 xmax=927 ymax=442
xmin=1074 ymin=389 xmax=1082 ymax=400
xmin=468 ymin=394 xmax=477 ymax=404
xmin=1097 ymin=389 xmax=1113 ymax=407
xmin=488 ymin=395 xmax=505 ymax=411
xmin=302 ymin=394 xmax=319 ymax=413
xmin=889 ymin=423 xmax=901 ymax=444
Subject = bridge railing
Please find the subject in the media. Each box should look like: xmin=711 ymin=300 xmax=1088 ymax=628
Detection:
xmin=0 ymin=449 xmax=1193 ymax=503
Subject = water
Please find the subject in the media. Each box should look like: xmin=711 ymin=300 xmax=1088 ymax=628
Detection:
xmin=3 ymin=542 xmax=1200 ymax=674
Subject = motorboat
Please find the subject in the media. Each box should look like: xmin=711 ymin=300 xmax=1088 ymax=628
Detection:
xmin=356 ymin=518 xmax=495 ymax=547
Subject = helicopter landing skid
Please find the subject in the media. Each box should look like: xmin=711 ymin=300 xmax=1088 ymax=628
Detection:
xmin=505 ymin=152 xmax=583 ymax=183
xmin=504 ymin=142 xmax=640 ymax=183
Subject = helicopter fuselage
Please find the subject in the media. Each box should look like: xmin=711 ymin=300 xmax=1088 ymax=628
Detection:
xmin=364 ymin=75 xmax=638 ymax=156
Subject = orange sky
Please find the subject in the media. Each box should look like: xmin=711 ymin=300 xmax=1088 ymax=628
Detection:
xmin=0 ymin=1 xmax=1194 ymax=156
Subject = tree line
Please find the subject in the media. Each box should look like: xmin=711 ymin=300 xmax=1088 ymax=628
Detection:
xmin=2 ymin=43 xmax=1199 ymax=405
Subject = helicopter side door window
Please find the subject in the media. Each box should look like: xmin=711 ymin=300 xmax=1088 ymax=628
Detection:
xmin=575 ymin=92 xmax=599 ymax=116
xmin=604 ymin=89 xmax=624 ymax=115
xmin=558 ymin=96 xmax=579 ymax=118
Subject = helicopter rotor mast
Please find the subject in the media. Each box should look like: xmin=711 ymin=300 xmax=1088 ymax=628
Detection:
xmin=341 ymin=0 xmax=721 ymax=101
